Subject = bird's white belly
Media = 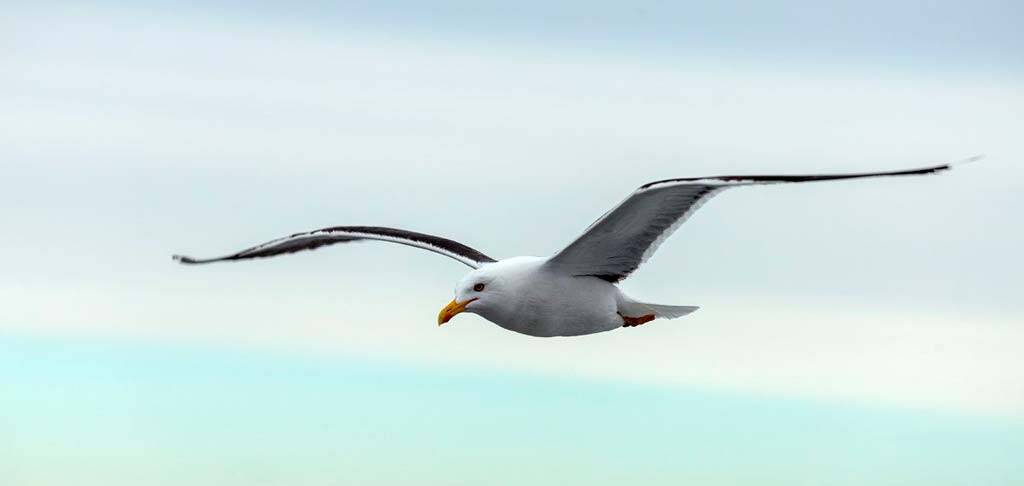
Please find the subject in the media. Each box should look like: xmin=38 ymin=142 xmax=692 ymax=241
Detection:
xmin=492 ymin=273 xmax=622 ymax=337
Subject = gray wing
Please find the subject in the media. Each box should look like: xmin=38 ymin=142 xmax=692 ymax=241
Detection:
xmin=173 ymin=226 xmax=497 ymax=269
xmin=546 ymin=161 xmax=964 ymax=282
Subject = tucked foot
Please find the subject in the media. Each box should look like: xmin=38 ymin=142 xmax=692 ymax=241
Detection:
xmin=619 ymin=313 xmax=656 ymax=327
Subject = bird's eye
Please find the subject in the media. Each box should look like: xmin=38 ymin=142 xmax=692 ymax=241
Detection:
xmin=473 ymin=283 xmax=485 ymax=292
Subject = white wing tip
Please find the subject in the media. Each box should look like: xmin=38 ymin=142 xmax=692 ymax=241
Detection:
xmin=954 ymin=154 xmax=985 ymax=166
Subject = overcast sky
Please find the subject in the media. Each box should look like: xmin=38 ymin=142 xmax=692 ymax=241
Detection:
xmin=2 ymin=1 xmax=1023 ymax=421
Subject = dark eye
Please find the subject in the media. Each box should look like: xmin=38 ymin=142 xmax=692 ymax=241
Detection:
xmin=473 ymin=283 xmax=485 ymax=292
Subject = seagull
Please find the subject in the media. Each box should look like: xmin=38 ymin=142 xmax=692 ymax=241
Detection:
xmin=174 ymin=159 xmax=975 ymax=337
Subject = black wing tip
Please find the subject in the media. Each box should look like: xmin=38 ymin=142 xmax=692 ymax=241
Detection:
xmin=173 ymin=254 xmax=204 ymax=265
xmin=913 ymin=163 xmax=952 ymax=175
xmin=855 ymin=154 xmax=983 ymax=177
xmin=641 ymin=155 xmax=982 ymax=189
xmin=919 ymin=154 xmax=984 ymax=175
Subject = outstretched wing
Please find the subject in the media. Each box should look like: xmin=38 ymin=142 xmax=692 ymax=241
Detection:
xmin=173 ymin=225 xmax=497 ymax=269
xmin=546 ymin=160 xmax=972 ymax=282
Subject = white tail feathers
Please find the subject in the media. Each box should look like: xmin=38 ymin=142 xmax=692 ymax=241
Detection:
xmin=616 ymin=294 xmax=699 ymax=320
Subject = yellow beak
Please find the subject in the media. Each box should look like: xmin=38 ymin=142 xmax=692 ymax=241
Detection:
xmin=437 ymin=298 xmax=475 ymax=326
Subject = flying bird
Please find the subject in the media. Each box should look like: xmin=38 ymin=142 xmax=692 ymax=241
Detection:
xmin=174 ymin=159 xmax=974 ymax=337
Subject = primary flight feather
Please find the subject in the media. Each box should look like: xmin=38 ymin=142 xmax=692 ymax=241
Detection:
xmin=174 ymin=159 xmax=974 ymax=337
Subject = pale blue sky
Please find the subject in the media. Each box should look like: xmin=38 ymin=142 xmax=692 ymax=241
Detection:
xmin=2 ymin=1 xmax=1023 ymax=484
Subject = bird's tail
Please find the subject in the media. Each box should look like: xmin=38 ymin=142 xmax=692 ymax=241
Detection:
xmin=616 ymin=294 xmax=699 ymax=320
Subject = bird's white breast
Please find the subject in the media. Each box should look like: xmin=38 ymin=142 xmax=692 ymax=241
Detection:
xmin=474 ymin=257 xmax=623 ymax=337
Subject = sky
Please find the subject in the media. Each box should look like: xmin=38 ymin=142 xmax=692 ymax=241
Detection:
xmin=2 ymin=1 xmax=1023 ymax=484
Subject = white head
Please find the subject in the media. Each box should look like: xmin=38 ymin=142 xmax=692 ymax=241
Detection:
xmin=436 ymin=257 xmax=542 ymax=326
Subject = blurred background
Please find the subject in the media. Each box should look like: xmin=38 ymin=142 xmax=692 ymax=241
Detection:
xmin=2 ymin=1 xmax=1023 ymax=484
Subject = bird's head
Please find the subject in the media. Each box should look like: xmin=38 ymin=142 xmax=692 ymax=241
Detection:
xmin=437 ymin=267 xmax=502 ymax=326
xmin=437 ymin=257 xmax=543 ymax=327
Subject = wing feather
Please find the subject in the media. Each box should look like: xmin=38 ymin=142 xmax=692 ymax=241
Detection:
xmin=546 ymin=160 xmax=967 ymax=282
xmin=173 ymin=226 xmax=496 ymax=269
